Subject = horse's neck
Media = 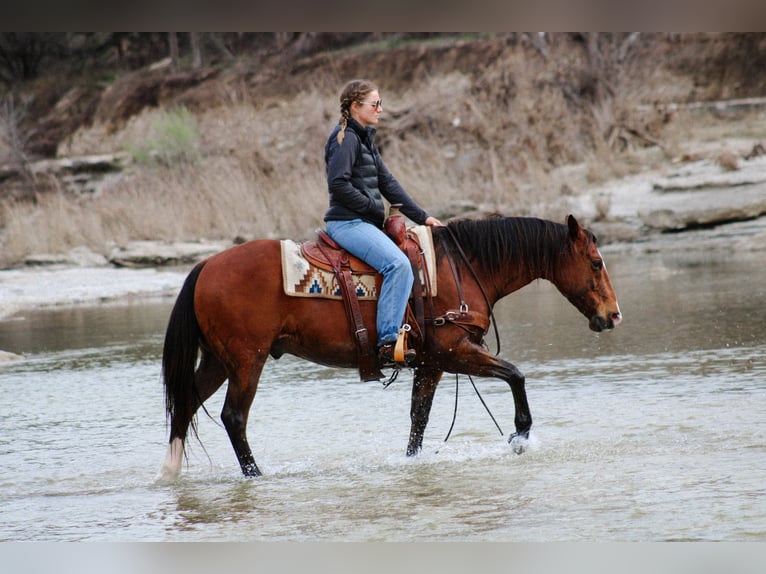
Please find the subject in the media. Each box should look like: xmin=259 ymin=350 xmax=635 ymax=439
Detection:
xmin=485 ymin=242 xmax=559 ymax=301
xmin=437 ymin=219 xmax=563 ymax=304
xmin=497 ymin=268 xmax=540 ymax=301
xmin=447 ymin=250 xmax=540 ymax=307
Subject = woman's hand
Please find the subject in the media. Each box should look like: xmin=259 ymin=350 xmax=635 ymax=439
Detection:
xmin=425 ymin=216 xmax=444 ymax=227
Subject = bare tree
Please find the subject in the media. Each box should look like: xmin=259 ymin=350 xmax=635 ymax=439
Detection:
xmin=168 ymin=32 xmax=180 ymax=72
xmin=0 ymin=94 xmax=34 ymax=184
xmin=168 ymin=33 xmax=208 ymax=70
xmin=190 ymin=33 xmax=204 ymax=69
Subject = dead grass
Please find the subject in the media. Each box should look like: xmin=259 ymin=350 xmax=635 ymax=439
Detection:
xmin=3 ymin=35 xmax=765 ymax=267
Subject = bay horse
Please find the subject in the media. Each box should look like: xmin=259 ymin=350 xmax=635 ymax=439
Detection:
xmin=159 ymin=214 xmax=621 ymax=480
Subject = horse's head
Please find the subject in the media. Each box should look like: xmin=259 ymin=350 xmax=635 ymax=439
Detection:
xmin=554 ymin=215 xmax=622 ymax=332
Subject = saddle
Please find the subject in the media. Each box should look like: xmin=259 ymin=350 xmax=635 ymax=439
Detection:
xmin=305 ymin=208 xmax=431 ymax=381
xmin=301 ymin=231 xmax=376 ymax=275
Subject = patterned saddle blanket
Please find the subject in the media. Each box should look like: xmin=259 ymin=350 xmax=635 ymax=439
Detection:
xmin=280 ymin=225 xmax=437 ymax=300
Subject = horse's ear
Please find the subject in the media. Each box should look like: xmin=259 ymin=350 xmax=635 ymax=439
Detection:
xmin=566 ymin=214 xmax=582 ymax=241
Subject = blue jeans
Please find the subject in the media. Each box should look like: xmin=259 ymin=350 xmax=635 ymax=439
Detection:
xmin=326 ymin=219 xmax=413 ymax=346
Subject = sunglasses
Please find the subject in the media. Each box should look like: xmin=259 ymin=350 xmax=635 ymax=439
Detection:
xmin=358 ymin=99 xmax=382 ymax=110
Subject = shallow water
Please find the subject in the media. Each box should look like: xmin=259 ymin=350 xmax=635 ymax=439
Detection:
xmin=0 ymin=249 xmax=764 ymax=541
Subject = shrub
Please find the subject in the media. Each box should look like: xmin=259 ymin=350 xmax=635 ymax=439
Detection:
xmin=126 ymin=106 xmax=200 ymax=166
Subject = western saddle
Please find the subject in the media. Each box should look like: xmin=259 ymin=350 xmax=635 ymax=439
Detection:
xmin=301 ymin=208 xmax=429 ymax=381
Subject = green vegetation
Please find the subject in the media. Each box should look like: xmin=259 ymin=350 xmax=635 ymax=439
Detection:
xmin=126 ymin=106 xmax=200 ymax=166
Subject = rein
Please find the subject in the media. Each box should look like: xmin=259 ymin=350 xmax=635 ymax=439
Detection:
xmin=437 ymin=226 xmax=504 ymax=443
xmin=443 ymin=373 xmax=504 ymax=443
xmin=443 ymin=225 xmax=502 ymax=355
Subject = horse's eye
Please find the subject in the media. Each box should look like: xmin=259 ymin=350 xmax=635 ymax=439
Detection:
xmin=591 ymin=259 xmax=603 ymax=270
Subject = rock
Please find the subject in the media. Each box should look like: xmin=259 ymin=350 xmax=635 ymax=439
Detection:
xmin=0 ymin=350 xmax=24 ymax=362
xmin=640 ymin=186 xmax=766 ymax=231
xmin=30 ymin=153 xmax=131 ymax=176
xmin=588 ymin=221 xmax=642 ymax=243
xmin=21 ymin=239 xmax=234 ymax=271
xmin=108 ymin=240 xmax=231 ymax=267
xmin=68 ymin=247 xmax=110 ymax=266
xmin=717 ymin=151 xmax=740 ymax=171
xmin=23 ymin=247 xmax=108 ymax=267
xmin=653 ymin=156 xmax=766 ymax=192
xmin=0 ymin=152 xmax=131 ymax=198
xmin=590 ymin=150 xmax=766 ymax=233
xmin=602 ymin=214 xmax=766 ymax=257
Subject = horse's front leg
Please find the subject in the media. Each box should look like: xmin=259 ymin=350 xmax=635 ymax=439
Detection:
xmin=448 ymin=339 xmax=532 ymax=454
xmin=407 ymin=367 xmax=444 ymax=456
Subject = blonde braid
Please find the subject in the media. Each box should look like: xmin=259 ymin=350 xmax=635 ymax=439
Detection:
xmin=337 ymin=98 xmax=351 ymax=145
xmin=336 ymin=79 xmax=377 ymax=145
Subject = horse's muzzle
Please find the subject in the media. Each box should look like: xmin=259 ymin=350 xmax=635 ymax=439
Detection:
xmin=590 ymin=311 xmax=622 ymax=332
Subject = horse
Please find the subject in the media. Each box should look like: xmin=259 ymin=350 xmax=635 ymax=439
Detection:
xmin=159 ymin=214 xmax=621 ymax=480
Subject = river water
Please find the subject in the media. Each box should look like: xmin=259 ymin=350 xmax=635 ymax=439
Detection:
xmin=0 ymin=246 xmax=764 ymax=542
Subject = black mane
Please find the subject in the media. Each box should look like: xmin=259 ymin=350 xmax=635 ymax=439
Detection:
xmin=435 ymin=216 xmax=592 ymax=278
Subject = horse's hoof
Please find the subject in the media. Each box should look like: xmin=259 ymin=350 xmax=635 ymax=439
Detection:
xmin=241 ymin=462 xmax=262 ymax=478
xmin=509 ymin=432 xmax=528 ymax=455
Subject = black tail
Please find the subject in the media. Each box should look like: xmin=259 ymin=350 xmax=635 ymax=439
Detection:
xmin=162 ymin=261 xmax=206 ymax=441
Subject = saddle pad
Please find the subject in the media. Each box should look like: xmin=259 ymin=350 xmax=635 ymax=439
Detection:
xmin=280 ymin=225 xmax=437 ymax=299
xmin=410 ymin=225 xmax=438 ymax=295
xmin=281 ymin=239 xmax=378 ymax=300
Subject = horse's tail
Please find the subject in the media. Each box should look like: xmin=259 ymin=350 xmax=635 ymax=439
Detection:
xmin=162 ymin=261 xmax=206 ymax=441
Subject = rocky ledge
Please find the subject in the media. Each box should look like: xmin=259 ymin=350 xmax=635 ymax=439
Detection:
xmin=21 ymin=239 xmax=233 ymax=269
xmin=587 ymin=144 xmax=766 ymax=253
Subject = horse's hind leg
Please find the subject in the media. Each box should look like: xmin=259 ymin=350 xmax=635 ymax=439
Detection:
xmin=220 ymin=351 xmax=269 ymax=477
xmin=407 ymin=367 xmax=444 ymax=456
xmin=159 ymin=349 xmax=228 ymax=481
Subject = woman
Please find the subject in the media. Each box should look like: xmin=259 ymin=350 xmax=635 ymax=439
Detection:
xmin=324 ymin=79 xmax=443 ymax=367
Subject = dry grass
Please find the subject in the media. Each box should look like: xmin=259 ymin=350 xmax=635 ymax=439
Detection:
xmin=3 ymin=35 xmax=764 ymax=267
xmin=0 ymin=93 xmax=335 ymax=266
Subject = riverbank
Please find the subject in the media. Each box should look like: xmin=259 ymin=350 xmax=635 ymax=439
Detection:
xmin=589 ymin=148 xmax=766 ymax=258
xmin=1 ymin=129 xmax=765 ymax=333
xmin=0 ymin=239 xmax=231 ymax=320
xmin=1 ymin=212 xmax=764 ymax=323
xmin=2 ymin=161 xmax=765 ymax=317
xmin=0 ymin=265 xmax=187 ymax=320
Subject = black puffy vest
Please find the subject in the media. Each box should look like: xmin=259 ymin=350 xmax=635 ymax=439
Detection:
xmin=324 ymin=119 xmax=386 ymax=227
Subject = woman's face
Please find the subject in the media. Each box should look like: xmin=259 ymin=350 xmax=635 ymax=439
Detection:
xmin=351 ymin=90 xmax=382 ymax=127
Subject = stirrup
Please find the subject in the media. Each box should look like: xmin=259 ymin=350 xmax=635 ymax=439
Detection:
xmin=393 ymin=324 xmax=411 ymax=363
xmin=378 ymin=343 xmax=416 ymax=368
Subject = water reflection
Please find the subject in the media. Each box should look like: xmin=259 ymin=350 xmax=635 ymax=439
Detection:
xmin=170 ymin=480 xmax=256 ymax=527
xmin=0 ymin=302 xmax=171 ymax=358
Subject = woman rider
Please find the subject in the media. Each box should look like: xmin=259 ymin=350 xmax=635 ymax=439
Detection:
xmin=324 ymin=79 xmax=443 ymax=367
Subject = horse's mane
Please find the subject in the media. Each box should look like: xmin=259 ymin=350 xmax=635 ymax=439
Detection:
xmin=435 ymin=215 xmax=595 ymax=278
